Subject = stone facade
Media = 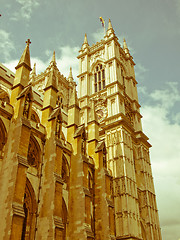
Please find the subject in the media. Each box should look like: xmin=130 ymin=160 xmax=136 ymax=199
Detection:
xmin=0 ymin=20 xmax=162 ymax=240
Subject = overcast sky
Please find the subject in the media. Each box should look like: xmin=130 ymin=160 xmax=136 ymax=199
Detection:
xmin=1 ymin=0 xmax=180 ymax=239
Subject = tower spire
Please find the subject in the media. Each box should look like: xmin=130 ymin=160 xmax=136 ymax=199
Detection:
xmin=108 ymin=18 xmax=113 ymax=30
xmin=81 ymin=33 xmax=89 ymax=50
xmin=68 ymin=67 xmax=73 ymax=79
xmin=30 ymin=63 xmax=36 ymax=84
xmin=15 ymin=39 xmax=32 ymax=71
xmin=123 ymin=38 xmax=130 ymax=58
xmin=123 ymin=38 xmax=128 ymax=49
xmin=49 ymin=51 xmax=57 ymax=69
xmin=52 ymin=50 xmax=56 ymax=63
xmin=84 ymin=33 xmax=88 ymax=44
xmin=106 ymin=18 xmax=115 ymax=37
xmin=32 ymin=63 xmax=36 ymax=75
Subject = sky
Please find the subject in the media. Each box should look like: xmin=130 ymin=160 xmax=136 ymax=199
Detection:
xmin=0 ymin=0 xmax=180 ymax=239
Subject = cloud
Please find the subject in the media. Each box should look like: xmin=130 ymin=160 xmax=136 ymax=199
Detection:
xmin=31 ymin=57 xmax=48 ymax=74
xmin=3 ymin=45 xmax=79 ymax=85
xmin=150 ymin=82 xmax=180 ymax=110
xmin=135 ymin=63 xmax=148 ymax=82
xmin=56 ymin=46 xmax=79 ymax=83
xmin=91 ymin=28 xmax=104 ymax=43
xmin=140 ymin=82 xmax=180 ymax=240
xmin=11 ymin=0 xmax=40 ymax=21
xmin=0 ymin=30 xmax=15 ymax=62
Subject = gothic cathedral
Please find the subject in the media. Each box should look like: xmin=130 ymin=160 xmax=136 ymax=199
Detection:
xmin=0 ymin=20 xmax=162 ymax=240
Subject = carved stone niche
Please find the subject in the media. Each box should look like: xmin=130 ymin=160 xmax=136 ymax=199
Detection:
xmin=27 ymin=136 xmax=40 ymax=169
xmin=124 ymin=97 xmax=133 ymax=124
xmin=23 ymin=93 xmax=31 ymax=119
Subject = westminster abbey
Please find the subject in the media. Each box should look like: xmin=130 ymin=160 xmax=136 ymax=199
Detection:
xmin=0 ymin=20 xmax=162 ymax=240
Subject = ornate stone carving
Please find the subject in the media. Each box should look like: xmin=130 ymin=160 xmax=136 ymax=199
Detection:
xmin=55 ymin=114 xmax=62 ymax=139
xmin=91 ymin=93 xmax=107 ymax=123
xmin=81 ymin=131 xmax=86 ymax=155
xmin=124 ymin=97 xmax=133 ymax=124
xmin=23 ymin=93 xmax=31 ymax=118
xmin=27 ymin=137 xmax=40 ymax=168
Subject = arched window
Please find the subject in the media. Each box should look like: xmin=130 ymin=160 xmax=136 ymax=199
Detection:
xmin=94 ymin=64 xmax=105 ymax=92
xmin=31 ymin=110 xmax=40 ymax=123
xmin=27 ymin=136 xmax=41 ymax=169
xmin=21 ymin=179 xmax=37 ymax=240
xmin=0 ymin=118 xmax=7 ymax=162
xmin=62 ymin=155 xmax=70 ymax=189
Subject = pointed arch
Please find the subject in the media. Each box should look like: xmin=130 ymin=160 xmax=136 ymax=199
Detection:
xmin=90 ymin=59 xmax=105 ymax=72
xmin=21 ymin=178 xmax=37 ymax=240
xmin=91 ymin=61 xmax=106 ymax=93
xmin=0 ymin=118 xmax=7 ymax=161
xmin=62 ymin=154 xmax=70 ymax=189
xmin=31 ymin=109 xmax=40 ymax=123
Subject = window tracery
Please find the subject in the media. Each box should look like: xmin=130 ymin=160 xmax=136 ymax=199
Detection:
xmin=94 ymin=64 xmax=105 ymax=92
xmin=27 ymin=136 xmax=40 ymax=169
xmin=62 ymin=155 xmax=70 ymax=190
xmin=31 ymin=110 xmax=40 ymax=123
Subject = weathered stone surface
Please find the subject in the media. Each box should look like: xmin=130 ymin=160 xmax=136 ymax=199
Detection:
xmin=0 ymin=22 xmax=161 ymax=240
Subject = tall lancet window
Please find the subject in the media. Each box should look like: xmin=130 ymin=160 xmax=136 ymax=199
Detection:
xmin=94 ymin=64 xmax=105 ymax=92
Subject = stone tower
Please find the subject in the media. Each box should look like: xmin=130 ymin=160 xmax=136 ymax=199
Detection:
xmin=77 ymin=19 xmax=162 ymax=240
xmin=0 ymin=20 xmax=161 ymax=240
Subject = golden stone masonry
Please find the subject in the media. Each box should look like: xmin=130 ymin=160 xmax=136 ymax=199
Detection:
xmin=0 ymin=20 xmax=162 ymax=240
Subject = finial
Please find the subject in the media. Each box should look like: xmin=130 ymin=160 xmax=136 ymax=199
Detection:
xmin=123 ymin=38 xmax=130 ymax=57
xmin=123 ymin=38 xmax=128 ymax=49
xmin=52 ymin=50 xmax=56 ymax=63
xmin=26 ymin=39 xmax=31 ymax=46
xmin=32 ymin=63 xmax=36 ymax=74
xmin=68 ymin=67 xmax=73 ymax=79
xmin=29 ymin=63 xmax=36 ymax=84
xmin=15 ymin=39 xmax=32 ymax=71
xmin=84 ymin=33 xmax=88 ymax=44
xmin=108 ymin=18 xmax=113 ymax=29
